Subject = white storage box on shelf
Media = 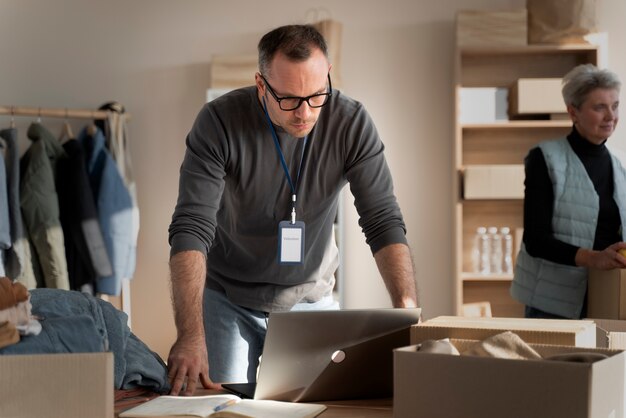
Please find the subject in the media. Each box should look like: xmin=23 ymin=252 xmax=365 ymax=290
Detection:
xmin=456 ymin=10 xmax=528 ymax=47
xmin=463 ymin=164 xmax=524 ymax=200
xmin=509 ymin=78 xmax=566 ymax=117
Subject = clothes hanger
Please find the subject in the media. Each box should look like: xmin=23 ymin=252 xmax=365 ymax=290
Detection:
xmin=87 ymin=110 xmax=97 ymax=136
xmin=58 ymin=108 xmax=75 ymax=142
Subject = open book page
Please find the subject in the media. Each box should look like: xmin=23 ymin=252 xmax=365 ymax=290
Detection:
xmin=119 ymin=394 xmax=240 ymax=417
xmin=213 ymin=399 xmax=326 ymax=418
xmin=119 ymin=394 xmax=327 ymax=418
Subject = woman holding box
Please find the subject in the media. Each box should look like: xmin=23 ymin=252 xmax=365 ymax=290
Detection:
xmin=511 ymin=64 xmax=626 ymax=319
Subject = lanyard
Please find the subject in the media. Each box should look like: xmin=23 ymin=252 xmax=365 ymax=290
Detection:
xmin=262 ymin=96 xmax=308 ymax=224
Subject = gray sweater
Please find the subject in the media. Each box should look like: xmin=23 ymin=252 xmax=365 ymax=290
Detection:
xmin=169 ymin=86 xmax=407 ymax=312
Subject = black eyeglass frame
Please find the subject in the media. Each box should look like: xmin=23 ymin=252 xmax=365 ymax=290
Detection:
xmin=261 ymin=73 xmax=332 ymax=111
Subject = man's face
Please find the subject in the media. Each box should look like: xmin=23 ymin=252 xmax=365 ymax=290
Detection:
xmin=256 ymin=48 xmax=331 ymax=138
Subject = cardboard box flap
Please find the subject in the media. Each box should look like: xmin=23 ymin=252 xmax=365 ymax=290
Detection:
xmin=412 ymin=316 xmax=596 ymax=347
xmin=423 ymin=316 xmax=595 ymax=332
xmin=589 ymin=318 xmax=626 ymax=349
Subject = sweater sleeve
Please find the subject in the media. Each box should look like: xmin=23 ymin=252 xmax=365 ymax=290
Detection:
xmin=168 ymin=104 xmax=229 ymax=258
xmin=343 ymin=104 xmax=407 ymax=254
xmin=523 ymin=147 xmax=579 ymax=265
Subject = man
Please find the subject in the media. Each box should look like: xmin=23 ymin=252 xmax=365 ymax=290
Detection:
xmin=167 ymin=24 xmax=418 ymax=396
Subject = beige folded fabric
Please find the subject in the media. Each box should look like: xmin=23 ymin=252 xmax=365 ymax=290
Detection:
xmin=462 ymin=331 xmax=542 ymax=360
xmin=0 ymin=300 xmax=32 ymax=327
xmin=0 ymin=277 xmax=29 ymax=310
xmin=0 ymin=321 xmax=20 ymax=349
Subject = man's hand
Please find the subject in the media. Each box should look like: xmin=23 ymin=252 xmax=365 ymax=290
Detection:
xmin=167 ymin=336 xmax=221 ymax=396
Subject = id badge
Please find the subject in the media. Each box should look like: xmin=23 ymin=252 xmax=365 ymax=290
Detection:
xmin=278 ymin=220 xmax=305 ymax=264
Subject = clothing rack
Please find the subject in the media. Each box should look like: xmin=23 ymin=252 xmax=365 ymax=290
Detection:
xmin=0 ymin=105 xmax=123 ymax=120
xmin=0 ymin=103 xmax=133 ymax=325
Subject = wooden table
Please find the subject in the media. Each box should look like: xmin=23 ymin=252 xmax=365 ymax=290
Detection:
xmin=115 ymin=389 xmax=393 ymax=417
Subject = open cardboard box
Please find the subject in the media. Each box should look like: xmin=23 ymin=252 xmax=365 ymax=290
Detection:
xmin=0 ymin=352 xmax=113 ymax=418
xmin=394 ymin=339 xmax=624 ymax=418
xmin=412 ymin=316 xmax=596 ymax=347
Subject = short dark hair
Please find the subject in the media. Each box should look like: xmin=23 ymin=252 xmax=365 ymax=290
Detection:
xmin=258 ymin=25 xmax=328 ymax=77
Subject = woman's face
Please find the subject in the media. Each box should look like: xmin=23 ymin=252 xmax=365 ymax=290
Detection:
xmin=568 ymin=88 xmax=620 ymax=145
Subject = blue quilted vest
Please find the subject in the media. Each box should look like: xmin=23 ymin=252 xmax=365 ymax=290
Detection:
xmin=511 ymin=137 xmax=626 ymax=318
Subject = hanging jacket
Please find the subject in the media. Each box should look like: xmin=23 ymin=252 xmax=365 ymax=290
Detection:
xmin=0 ymin=128 xmax=36 ymax=287
xmin=20 ymin=123 xmax=69 ymax=290
xmin=79 ymin=127 xmax=134 ymax=295
xmin=0 ymin=137 xmax=9 ymax=276
xmin=56 ymin=139 xmax=113 ymax=290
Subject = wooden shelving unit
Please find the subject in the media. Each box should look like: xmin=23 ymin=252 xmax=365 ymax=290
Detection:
xmin=453 ymin=44 xmax=600 ymax=317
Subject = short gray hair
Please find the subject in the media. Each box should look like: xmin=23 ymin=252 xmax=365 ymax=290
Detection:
xmin=562 ymin=64 xmax=621 ymax=108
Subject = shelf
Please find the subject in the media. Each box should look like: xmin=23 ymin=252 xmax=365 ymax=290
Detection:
xmin=462 ymin=273 xmax=513 ymax=281
xmin=460 ymin=44 xmax=598 ymax=56
xmin=453 ymin=37 xmax=599 ymax=317
xmin=462 ymin=120 xmax=572 ymax=129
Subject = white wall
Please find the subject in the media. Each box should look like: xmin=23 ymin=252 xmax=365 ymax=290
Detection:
xmin=1 ymin=0 xmax=624 ymax=360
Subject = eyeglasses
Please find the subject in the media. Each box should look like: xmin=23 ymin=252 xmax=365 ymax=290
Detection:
xmin=261 ymin=73 xmax=332 ymax=111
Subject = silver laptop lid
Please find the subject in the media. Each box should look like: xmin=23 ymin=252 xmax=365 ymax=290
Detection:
xmin=254 ymin=307 xmax=421 ymax=402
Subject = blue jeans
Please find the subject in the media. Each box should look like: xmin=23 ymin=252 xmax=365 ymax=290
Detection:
xmin=203 ymin=288 xmax=339 ymax=383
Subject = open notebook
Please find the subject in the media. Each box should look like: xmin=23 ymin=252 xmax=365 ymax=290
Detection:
xmin=119 ymin=394 xmax=326 ymax=418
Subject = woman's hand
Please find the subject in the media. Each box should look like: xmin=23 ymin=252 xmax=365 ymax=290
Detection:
xmin=575 ymin=242 xmax=626 ymax=270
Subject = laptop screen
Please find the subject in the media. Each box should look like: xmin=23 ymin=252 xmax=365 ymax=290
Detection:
xmin=228 ymin=307 xmax=421 ymax=402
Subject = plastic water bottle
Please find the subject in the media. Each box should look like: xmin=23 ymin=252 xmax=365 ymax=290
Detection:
xmin=471 ymin=227 xmax=487 ymax=273
xmin=501 ymin=226 xmax=513 ymax=274
xmin=480 ymin=227 xmax=491 ymax=274
xmin=488 ymin=226 xmax=502 ymax=274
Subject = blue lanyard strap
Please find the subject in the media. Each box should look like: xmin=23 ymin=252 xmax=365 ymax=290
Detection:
xmin=262 ymin=97 xmax=308 ymax=223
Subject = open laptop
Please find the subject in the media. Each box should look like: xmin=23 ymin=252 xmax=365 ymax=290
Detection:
xmin=222 ymin=307 xmax=421 ymax=402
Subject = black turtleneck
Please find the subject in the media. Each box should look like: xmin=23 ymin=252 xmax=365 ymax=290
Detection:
xmin=522 ymin=127 xmax=622 ymax=266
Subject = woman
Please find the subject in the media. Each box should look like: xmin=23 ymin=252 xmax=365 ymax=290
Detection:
xmin=511 ymin=64 xmax=626 ymax=319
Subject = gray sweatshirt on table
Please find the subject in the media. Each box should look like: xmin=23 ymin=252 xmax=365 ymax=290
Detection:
xmin=169 ymin=86 xmax=407 ymax=312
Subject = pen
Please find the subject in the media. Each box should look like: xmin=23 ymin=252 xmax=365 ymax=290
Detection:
xmin=214 ymin=399 xmax=238 ymax=412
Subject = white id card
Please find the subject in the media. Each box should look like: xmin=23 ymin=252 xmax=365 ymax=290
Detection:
xmin=278 ymin=221 xmax=305 ymax=264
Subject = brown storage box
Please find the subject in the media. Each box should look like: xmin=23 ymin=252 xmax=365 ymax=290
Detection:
xmin=463 ymin=165 xmax=524 ymax=200
xmin=509 ymin=78 xmax=566 ymax=117
xmin=0 ymin=352 xmax=114 ymax=418
xmin=588 ymin=268 xmax=626 ymax=320
xmin=593 ymin=318 xmax=626 ymax=349
xmin=456 ymin=10 xmax=528 ymax=47
xmin=412 ymin=316 xmax=596 ymax=347
xmin=394 ymin=340 xmax=624 ymax=418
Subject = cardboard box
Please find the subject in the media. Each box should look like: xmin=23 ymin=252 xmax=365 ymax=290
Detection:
xmin=459 ymin=87 xmax=508 ymax=123
xmin=592 ymin=318 xmax=626 ymax=349
xmin=463 ymin=165 xmax=524 ymax=199
xmin=394 ymin=340 xmax=624 ymax=418
xmin=457 ymin=10 xmax=527 ymax=47
xmin=412 ymin=316 xmax=596 ymax=347
xmin=0 ymin=352 xmax=114 ymax=418
xmin=509 ymin=78 xmax=566 ymax=117
xmin=588 ymin=268 xmax=626 ymax=320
